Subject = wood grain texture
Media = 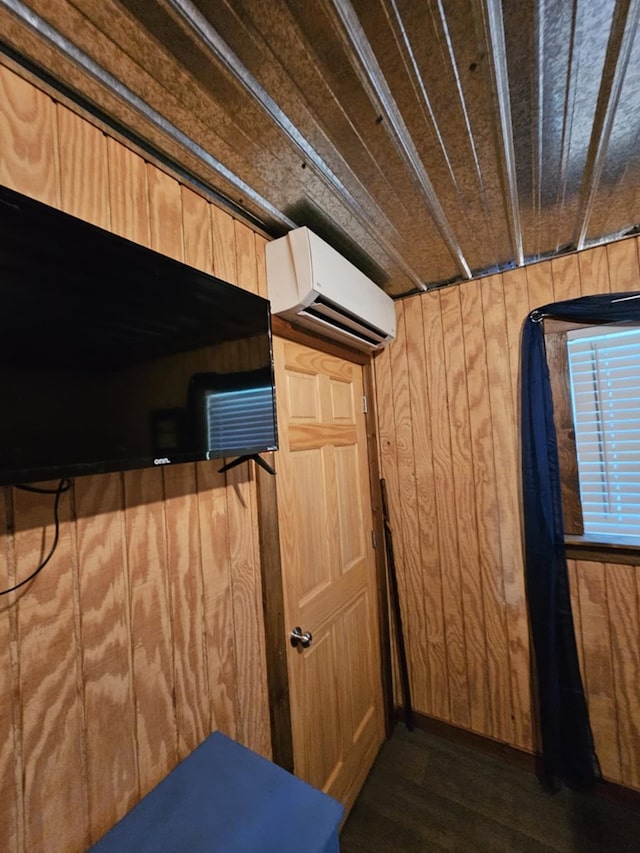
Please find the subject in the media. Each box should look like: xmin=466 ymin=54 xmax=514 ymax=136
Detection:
xmin=194 ymin=462 xmax=239 ymax=739
xmin=0 ymin=66 xmax=59 ymax=203
xmin=0 ymin=64 xmax=276 ymax=850
xmin=606 ymin=562 xmax=640 ymax=789
xmin=551 ymin=254 xmax=582 ymax=301
xmin=578 ymin=245 xmax=611 ymax=297
xmin=163 ymin=464 xmax=210 ymax=758
xmin=13 ymin=485 xmax=89 ymax=853
xmin=403 ymin=299 xmax=448 ymax=721
xmin=421 ymin=291 xmax=469 ymax=729
xmin=606 ymin=238 xmax=640 ymax=291
xmin=123 ymin=468 xmax=177 ymax=792
xmin=147 ymin=167 xmax=211 ymax=760
xmin=372 ymin=344 xmax=404 ymax=704
xmin=526 ymin=259 xmax=555 ymax=308
xmin=440 ymin=286 xmax=487 ymax=735
xmin=482 ymin=274 xmax=531 ymax=750
xmin=227 ymin=208 xmax=272 ymax=759
xmin=377 ymin=243 xmax=640 ymax=787
xmin=496 ymin=269 xmax=533 ymax=751
xmin=274 ymin=337 xmax=384 ymax=815
xmin=460 ymin=281 xmax=512 ymax=743
xmin=107 ymin=142 xmax=178 ymax=795
xmin=75 ymin=474 xmax=139 ymax=842
xmin=388 ymin=304 xmax=430 ymax=714
xmin=211 ymin=204 xmax=239 ymax=282
xmin=0 ymin=489 xmax=20 ymax=853
xmin=575 ymin=562 xmax=621 ymax=780
xmin=225 ymin=461 xmax=272 ymax=758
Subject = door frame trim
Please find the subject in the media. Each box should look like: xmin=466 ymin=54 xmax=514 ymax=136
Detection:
xmin=259 ymin=318 xmax=393 ymax=769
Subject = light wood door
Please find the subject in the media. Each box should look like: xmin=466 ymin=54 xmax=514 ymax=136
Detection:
xmin=273 ymin=337 xmax=385 ymax=814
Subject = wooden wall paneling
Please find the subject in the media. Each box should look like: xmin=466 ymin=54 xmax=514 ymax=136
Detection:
xmin=578 ymin=245 xmax=611 ymax=297
xmin=181 ymin=185 xmax=215 ymax=277
xmin=234 ymin=219 xmax=259 ymax=296
xmin=4 ymin=90 xmax=88 ymax=852
xmin=574 ymin=561 xmax=621 ymax=780
xmin=147 ymin=168 xmax=211 ymax=759
xmin=567 ymin=559 xmax=586 ymax=683
xmin=211 ymin=205 xmax=239 ymax=283
xmin=0 ymin=66 xmax=59 ymax=202
xmin=255 ymin=234 xmax=269 ymax=299
xmin=550 ymin=254 xmax=581 ymax=301
xmin=225 ymin=456 xmax=272 ymax=757
xmin=182 ymin=186 xmax=242 ymax=740
xmin=0 ymin=490 xmax=20 ymax=853
xmin=57 ymin=106 xmax=109 ymax=227
xmin=362 ymin=360 xmax=394 ymax=734
xmin=194 ymin=461 xmax=240 ymax=738
xmin=526 ymin=260 xmax=555 ymax=310
xmin=163 ymin=462 xmax=210 ymax=758
xmin=606 ymin=563 xmax=640 ymax=789
xmin=403 ymin=297 xmax=449 ymax=721
xmin=606 ymin=237 xmax=640 ymax=291
xmin=482 ymin=272 xmax=532 ymax=751
xmin=12 ymin=487 xmax=89 ymax=852
xmin=440 ymin=286 xmax=488 ymax=735
xmin=501 ymin=267 xmax=530 ymax=419
xmin=74 ymin=474 xmax=139 ymax=843
xmin=255 ymin=456 xmax=294 ymax=769
xmin=107 ymin=143 xmax=178 ymax=796
xmin=575 ymin=243 xmax=617 ymax=778
xmin=123 ymin=468 xmax=178 ymax=789
xmin=500 ymin=269 xmax=534 ymax=749
xmin=225 ymin=216 xmax=271 ymax=758
xmin=208 ymin=202 xmax=264 ymax=749
xmin=421 ymin=291 xmax=469 ymax=728
xmin=106 ymin=138 xmax=150 ymax=244
xmin=462 ymin=278 xmax=512 ymax=743
xmin=388 ymin=302 xmax=430 ymax=713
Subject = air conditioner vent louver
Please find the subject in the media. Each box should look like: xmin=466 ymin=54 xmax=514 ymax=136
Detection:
xmin=265 ymin=227 xmax=396 ymax=352
xmin=299 ymin=294 xmax=388 ymax=347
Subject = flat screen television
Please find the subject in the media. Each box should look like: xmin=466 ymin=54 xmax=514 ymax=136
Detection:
xmin=0 ymin=184 xmax=278 ymax=485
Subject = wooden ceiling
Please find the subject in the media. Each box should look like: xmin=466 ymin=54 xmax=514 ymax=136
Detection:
xmin=2 ymin=0 xmax=640 ymax=298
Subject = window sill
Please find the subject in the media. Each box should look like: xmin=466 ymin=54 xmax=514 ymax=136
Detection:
xmin=565 ymin=535 xmax=640 ymax=565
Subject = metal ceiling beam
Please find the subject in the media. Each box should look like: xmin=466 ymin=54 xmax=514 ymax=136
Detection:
xmin=330 ymin=0 xmax=471 ymax=282
xmin=165 ymin=0 xmax=428 ymax=290
xmin=0 ymin=0 xmax=298 ymax=230
xmin=482 ymin=0 xmax=524 ymax=267
xmin=574 ymin=0 xmax=640 ymax=250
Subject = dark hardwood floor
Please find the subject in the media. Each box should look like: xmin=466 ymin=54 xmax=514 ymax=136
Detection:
xmin=340 ymin=724 xmax=640 ymax=852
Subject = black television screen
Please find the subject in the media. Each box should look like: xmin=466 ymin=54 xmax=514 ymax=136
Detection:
xmin=0 ymin=184 xmax=278 ymax=485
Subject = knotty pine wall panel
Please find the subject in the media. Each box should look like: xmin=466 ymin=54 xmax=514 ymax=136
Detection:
xmin=0 ymin=63 xmax=272 ymax=851
xmin=377 ymin=239 xmax=640 ymax=790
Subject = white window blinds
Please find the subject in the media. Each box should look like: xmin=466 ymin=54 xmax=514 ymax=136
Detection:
xmin=567 ymin=325 xmax=640 ymax=542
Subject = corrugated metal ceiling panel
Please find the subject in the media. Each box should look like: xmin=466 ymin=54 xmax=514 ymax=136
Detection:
xmin=1 ymin=0 xmax=640 ymax=297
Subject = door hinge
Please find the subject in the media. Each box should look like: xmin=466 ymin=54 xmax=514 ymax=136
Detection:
xmin=371 ymin=529 xmax=377 ymax=549
xmin=362 ymin=394 xmax=368 ymax=414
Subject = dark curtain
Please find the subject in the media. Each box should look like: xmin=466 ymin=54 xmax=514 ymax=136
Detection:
xmin=521 ymin=291 xmax=640 ymax=790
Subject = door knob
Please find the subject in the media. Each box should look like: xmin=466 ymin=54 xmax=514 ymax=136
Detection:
xmin=290 ymin=626 xmax=313 ymax=648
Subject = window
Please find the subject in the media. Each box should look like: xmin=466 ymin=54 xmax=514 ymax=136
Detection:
xmin=546 ymin=320 xmax=640 ymax=555
xmin=567 ymin=326 xmax=640 ymax=543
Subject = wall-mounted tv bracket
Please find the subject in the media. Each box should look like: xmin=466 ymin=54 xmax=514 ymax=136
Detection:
xmin=218 ymin=454 xmax=275 ymax=476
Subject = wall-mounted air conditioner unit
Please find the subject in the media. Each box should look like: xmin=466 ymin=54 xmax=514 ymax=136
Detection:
xmin=265 ymin=227 xmax=396 ymax=351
